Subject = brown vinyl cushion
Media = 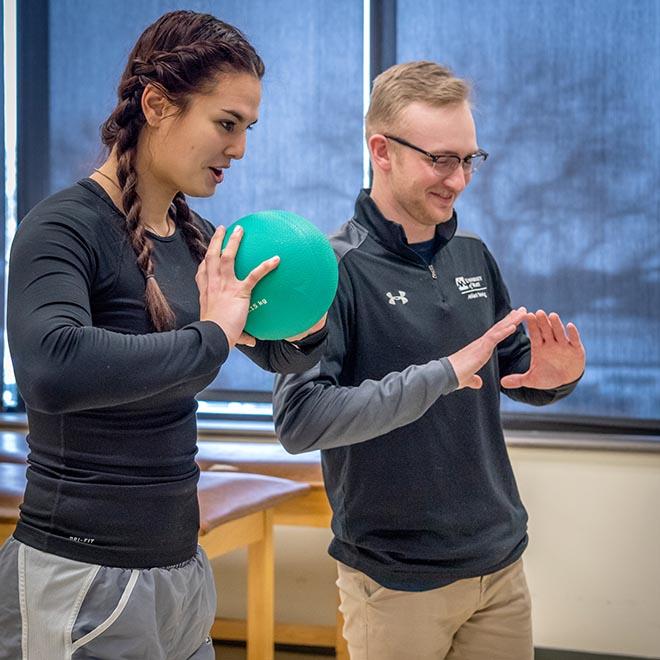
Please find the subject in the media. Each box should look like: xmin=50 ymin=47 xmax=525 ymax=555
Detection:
xmin=197 ymin=471 xmax=309 ymax=534
xmin=0 ymin=462 xmax=27 ymax=522
xmin=0 ymin=434 xmax=325 ymax=486
xmin=195 ymin=441 xmax=323 ymax=487
xmin=0 ymin=463 xmax=308 ymax=534
xmin=0 ymin=434 xmax=324 ymax=485
xmin=0 ymin=433 xmax=29 ymax=464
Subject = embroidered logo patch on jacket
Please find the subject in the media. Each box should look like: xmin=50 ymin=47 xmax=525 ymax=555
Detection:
xmin=455 ymin=275 xmax=488 ymax=300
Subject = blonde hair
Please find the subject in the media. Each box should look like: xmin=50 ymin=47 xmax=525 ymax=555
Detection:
xmin=365 ymin=61 xmax=470 ymax=138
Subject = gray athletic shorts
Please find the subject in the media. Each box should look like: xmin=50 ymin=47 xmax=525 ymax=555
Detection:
xmin=0 ymin=537 xmax=216 ymax=659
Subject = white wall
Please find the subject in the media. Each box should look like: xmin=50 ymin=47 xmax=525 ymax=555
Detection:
xmin=213 ymin=436 xmax=660 ymax=658
xmin=512 ymin=443 xmax=660 ymax=658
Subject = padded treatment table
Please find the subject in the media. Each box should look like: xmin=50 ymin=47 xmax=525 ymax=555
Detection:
xmin=0 ymin=432 xmax=29 ymax=464
xmin=0 ymin=460 xmax=310 ymax=660
xmin=195 ymin=440 xmax=349 ymax=659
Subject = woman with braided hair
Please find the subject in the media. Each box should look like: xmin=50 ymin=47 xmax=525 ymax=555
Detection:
xmin=0 ymin=10 xmax=327 ymax=659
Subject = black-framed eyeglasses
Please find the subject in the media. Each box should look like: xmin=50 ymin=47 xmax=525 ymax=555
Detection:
xmin=384 ymin=135 xmax=489 ymax=176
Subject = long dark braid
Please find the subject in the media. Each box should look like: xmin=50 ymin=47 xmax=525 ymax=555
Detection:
xmin=100 ymin=11 xmax=265 ymax=331
xmin=172 ymin=193 xmax=207 ymax=263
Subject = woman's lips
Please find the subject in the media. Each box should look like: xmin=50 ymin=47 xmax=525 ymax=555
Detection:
xmin=209 ymin=167 xmax=224 ymax=184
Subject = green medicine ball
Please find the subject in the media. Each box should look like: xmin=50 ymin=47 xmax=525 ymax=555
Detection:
xmin=222 ymin=210 xmax=339 ymax=340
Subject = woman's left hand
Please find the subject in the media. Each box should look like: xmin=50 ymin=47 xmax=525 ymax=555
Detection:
xmin=235 ymin=314 xmax=328 ymax=347
xmin=285 ymin=313 xmax=328 ymax=343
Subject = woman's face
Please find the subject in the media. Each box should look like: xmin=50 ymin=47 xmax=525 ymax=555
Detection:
xmin=146 ymin=71 xmax=262 ymax=198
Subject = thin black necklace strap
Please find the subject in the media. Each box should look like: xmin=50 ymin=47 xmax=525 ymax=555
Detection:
xmin=93 ymin=168 xmax=121 ymax=191
xmin=92 ymin=168 xmax=174 ymax=237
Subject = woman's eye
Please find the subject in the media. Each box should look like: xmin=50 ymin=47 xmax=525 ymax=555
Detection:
xmin=219 ymin=121 xmax=235 ymax=133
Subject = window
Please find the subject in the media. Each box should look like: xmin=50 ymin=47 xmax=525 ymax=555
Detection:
xmin=4 ymin=0 xmax=659 ymax=435
xmin=397 ymin=0 xmax=660 ymax=427
xmin=46 ymin=0 xmax=364 ymax=400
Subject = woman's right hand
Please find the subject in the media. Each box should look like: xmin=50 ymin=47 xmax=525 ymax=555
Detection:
xmin=196 ymin=225 xmax=280 ymax=348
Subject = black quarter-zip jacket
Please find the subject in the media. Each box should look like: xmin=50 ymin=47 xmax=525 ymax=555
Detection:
xmin=274 ymin=189 xmax=577 ymax=591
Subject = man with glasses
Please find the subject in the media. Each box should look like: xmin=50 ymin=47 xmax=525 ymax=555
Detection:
xmin=274 ymin=61 xmax=585 ymax=659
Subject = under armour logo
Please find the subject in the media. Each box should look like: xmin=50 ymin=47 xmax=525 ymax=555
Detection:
xmin=386 ymin=291 xmax=408 ymax=305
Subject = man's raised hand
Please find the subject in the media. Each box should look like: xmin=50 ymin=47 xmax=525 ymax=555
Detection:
xmin=448 ymin=307 xmax=527 ymax=390
xmin=500 ymin=310 xmax=585 ymax=390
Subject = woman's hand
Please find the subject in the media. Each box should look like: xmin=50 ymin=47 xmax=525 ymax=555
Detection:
xmin=284 ymin=313 xmax=328 ymax=343
xmin=196 ymin=225 xmax=279 ymax=348
xmin=236 ymin=313 xmax=329 ymax=348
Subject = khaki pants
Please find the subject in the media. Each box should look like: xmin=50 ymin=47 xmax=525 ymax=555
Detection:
xmin=337 ymin=558 xmax=533 ymax=660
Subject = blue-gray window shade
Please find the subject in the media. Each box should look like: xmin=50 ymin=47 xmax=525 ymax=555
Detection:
xmin=48 ymin=0 xmax=364 ymax=394
xmin=397 ymin=0 xmax=660 ymax=422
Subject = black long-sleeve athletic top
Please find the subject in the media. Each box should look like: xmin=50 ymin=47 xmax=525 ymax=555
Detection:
xmin=7 ymin=178 xmax=326 ymax=568
xmin=274 ymin=190 xmax=579 ymax=591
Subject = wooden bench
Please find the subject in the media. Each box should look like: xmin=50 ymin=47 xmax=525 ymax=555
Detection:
xmin=0 ymin=462 xmax=24 ymax=543
xmin=0 ymin=431 xmax=29 ymax=464
xmin=0 ymin=432 xmax=348 ymax=657
xmin=195 ymin=440 xmax=349 ymax=659
xmin=0 ymin=460 xmax=309 ymax=660
xmin=197 ymin=471 xmax=310 ymax=659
